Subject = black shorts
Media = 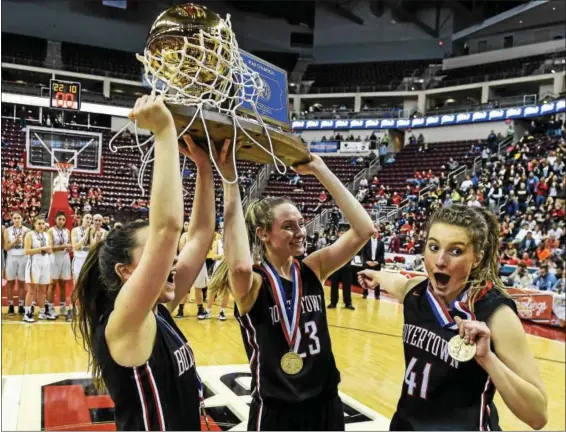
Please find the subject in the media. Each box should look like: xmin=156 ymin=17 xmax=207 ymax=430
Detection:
xmin=205 ymin=258 xmax=215 ymax=273
xmin=248 ymin=393 xmax=345 ymax=431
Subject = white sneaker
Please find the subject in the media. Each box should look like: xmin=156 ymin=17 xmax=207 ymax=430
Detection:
xmin=49 ymin=305 xmax=59 ymax=318
xmin=39 ymin=310 xmax=57 ymax=320
xmin=23 ymin=312 xmax=35 ymax=323
xmin=60 ymin=305 xmax=67 ymax=316
xmin=218 ymin=311 xmax=226 ymax=321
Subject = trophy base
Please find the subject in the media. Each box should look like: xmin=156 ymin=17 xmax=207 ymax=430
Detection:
xmin=168 ymin=104 xmax=311 ymax=167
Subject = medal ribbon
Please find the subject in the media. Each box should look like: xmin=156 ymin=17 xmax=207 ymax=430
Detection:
xmin=425 ymin=283 xmax=476 ymax=330
xmin=56 ymin=228 xmax=65 ymax=245
xmin=13 ymin=227 xmax=22 ymax=247
xmin=34 ymin=231 xmax=46 ymax=248
xmin=262 ymin=259 xmax=303 ymax=348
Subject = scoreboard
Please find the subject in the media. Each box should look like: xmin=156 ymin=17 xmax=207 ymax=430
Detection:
xmin=50 ymin=79 xmax=81 ymax=110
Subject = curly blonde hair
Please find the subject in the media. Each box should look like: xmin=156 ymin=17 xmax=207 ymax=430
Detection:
xmin=425 ymin=204 xmax=507 ymax=311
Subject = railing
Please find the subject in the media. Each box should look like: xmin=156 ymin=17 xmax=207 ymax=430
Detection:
xmin=347 ymin=167 xmax=368 ymax=194
xmin=423 ymin=94 xmax=537 ymax=116
xmin=291 ymin=108 xmax=409 ymax=120
xmin=373 ymin=205 xmax=398 ymax=224
xmin=302 ymin=82 xmax=403 ymax=94
xmin=367 ymin=156 xmax=381 ymax=178
xmin=499 ymin=135 xmax=514 ymax=151
xmin=395 ymin=162 xmax=468 ymax=216
xmin=305 ymin=208 xmax=331 ymax=237
xmin=432 ymin=60 xmax=545 ymax=88
xmin=240 ymin=165 xmax=270 ymax=210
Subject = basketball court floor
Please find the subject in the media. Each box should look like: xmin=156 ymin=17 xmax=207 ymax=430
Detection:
xmin=2 ymin=288 xmax=565 ymax=431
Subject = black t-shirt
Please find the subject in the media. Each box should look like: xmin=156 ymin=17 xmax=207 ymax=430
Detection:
xmin=392 ymin=281 xmax=517 ymax=431
xmin=235 ymin=260 xmax=341 ymax=404
xmin=93 ymin=305 xmax=201 ymax=431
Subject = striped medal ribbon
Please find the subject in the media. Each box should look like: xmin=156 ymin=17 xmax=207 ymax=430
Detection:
xmin=262 ymin=259 xmax=304 ymax=375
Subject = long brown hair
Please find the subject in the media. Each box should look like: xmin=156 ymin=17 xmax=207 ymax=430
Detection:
xmin=425 ymin=204 xmax=507 ymax=311
xmin=71 ymin=220 xmax=148 ymax=387
xmin=209 ymin=196 xmax=292 ymax=297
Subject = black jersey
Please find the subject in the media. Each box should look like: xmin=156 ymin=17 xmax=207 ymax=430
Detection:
xmin=235 ymin=260 xmax=341 ymax=404
xmin=93 ymin=304 xmax=202 ymax=431
xmin=392 ymin=280 xmax=518 ymax=431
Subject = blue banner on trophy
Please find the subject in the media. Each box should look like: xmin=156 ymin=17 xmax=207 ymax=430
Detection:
xmin=237 ymin=50 xmax=290 ymax=130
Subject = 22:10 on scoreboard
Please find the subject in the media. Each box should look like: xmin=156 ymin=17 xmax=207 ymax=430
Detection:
xmin=50 ymin=79 xmax=81 ymax=110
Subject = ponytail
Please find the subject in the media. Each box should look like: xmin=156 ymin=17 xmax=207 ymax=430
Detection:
xmin=209 ymin=196 xmax=291 ymax=298
xmin=71 ymin=240 xmax=105 ymax=388
xmin=468 ymin=206 xmax=508 ymax=310
xmin=209 ymin=259 xmax=230 ymax=298
xmin=427 ymin=205 xmax=509 ymax=313
xmin=71 ymin=219 xmax=148 ymax=389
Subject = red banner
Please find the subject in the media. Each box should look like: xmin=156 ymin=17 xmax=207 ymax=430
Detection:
xmin=506 ymin=288 xmax=565 ymax=328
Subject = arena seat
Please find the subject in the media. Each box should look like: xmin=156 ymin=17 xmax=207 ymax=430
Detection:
xmin=262 ymin=156 xmax=369 ymax=219
xmin=1 ymin=32 xmax=47 ymax=67
xmin=1 ymin=118 xmax=262 ymax=220
xmin=304 ymin=59 xmax=438 ymax=92
xmin=436 ymin=51 xmax=565 ymax=87
xmin=361 ymin=140 xmax=475 ymax=212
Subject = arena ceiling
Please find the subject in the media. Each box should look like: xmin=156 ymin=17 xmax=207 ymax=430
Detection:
xmin=453 ymin=0 xmax=566 ymax=40
xmin=71 ymin=0 xmax=533 ymax=34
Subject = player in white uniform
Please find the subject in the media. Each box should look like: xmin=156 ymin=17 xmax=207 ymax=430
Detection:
xmin=47 ymin=211 xmax=72 ymax=319
xmin=71 ymin=214 xmax=93 ymax=283
xmin=24 ymin=216 xmax=54 ymax=322
xmin=175 ymin=228 xmax=210 ymax=319
xmin=90 ymin=214 xmax=108 ymax=246
xmin=3 ymin=212 xmax=30 ymax=316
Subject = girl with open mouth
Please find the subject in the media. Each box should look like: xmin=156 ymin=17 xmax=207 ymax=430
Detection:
xmin=358 ymin=204 xmax=547 ymax=431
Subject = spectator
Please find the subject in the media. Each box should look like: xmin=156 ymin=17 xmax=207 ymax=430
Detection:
xmin=531 ymin=265 xmax=558 ymax=291
xmin=506 ymin=262 xmax=534 ymax=289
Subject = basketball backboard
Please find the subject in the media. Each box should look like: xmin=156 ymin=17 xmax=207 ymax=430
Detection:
xmin=25 ymin=126 xmax=102 ymax=174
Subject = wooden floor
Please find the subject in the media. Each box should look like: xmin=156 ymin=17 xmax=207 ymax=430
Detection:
xmin=2 ymin=289 xmax=565 ymax=431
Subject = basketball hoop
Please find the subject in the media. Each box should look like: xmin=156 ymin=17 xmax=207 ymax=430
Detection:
xmin=54 ymin=162 xmax=73 ymax=191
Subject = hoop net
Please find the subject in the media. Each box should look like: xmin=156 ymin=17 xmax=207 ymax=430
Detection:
xmin=108 ymin=12 xmax=288 ymax=195
xmin=54 ymin=162 xmax=73 ymax=192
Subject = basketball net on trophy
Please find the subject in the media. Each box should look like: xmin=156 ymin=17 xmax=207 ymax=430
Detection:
xmin=108 ymin=3 xmax=309 ymax=196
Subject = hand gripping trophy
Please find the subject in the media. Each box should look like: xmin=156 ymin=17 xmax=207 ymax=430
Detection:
xmin=110 ymin=3 xmax=311 ymax=192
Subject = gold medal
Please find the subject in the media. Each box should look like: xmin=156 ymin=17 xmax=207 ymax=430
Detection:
xmin=280 ymin=351 xmax=303 ymax=375
xmin=448 ymin=335 xmax=476 ymax=362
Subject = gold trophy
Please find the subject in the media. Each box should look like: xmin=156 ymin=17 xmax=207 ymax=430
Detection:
xmin=113 ymin=3 xmax=311 ymax=175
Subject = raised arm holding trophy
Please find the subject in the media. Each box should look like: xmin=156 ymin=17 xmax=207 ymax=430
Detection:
xmin=109 ymin=2 xmax=311 ymax=190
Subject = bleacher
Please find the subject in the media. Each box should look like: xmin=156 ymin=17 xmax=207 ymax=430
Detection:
xmin=1 ymin=118 xmax=262 ymax=220
xmin=437 ymin=51 xmax=566 ymax=87
xmin=303 ymin=59 xmax=435 ymax=92
xmin=263 ymin=156 xmax=367 ymax=219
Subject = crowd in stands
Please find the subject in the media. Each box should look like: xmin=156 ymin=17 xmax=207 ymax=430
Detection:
xmin=343 ymin=129 xmax=565 ymax=293
xmin=68 ymin=182 xmax=103 ymax=215
xmin=1 ymin=160 xmax=43 ymax=225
